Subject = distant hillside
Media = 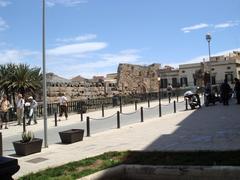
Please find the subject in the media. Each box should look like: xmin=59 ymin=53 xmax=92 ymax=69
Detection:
xmin=46 ymin=73 xmax=70 ymax=83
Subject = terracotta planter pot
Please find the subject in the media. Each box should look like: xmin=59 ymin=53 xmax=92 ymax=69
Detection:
xmin=13 ymin=138 xmax=43 ymax=156
xmin=59 ymin=129 xmax=84 ymax=144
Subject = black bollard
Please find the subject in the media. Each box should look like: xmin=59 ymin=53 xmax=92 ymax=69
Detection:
xmin=102 ymin=104 xmax=104 ymax=117
xmin=135 ymin=101 xmax=137 ymax=110
xmin=185 ymin=98 xmax=188 ymax=110
xmin=148 ymin=99 xmax=150 ymax=108
xmin=54 ymin=112 xmax=57 ymax=126
xmin=119 ymin=96 xmax=122 ymax=113
xmin=117 ymin=111 xmax=120 ymax=129
xmin=23 ymin=115 xmax=26 ymax=132
xmin=168 ymin=96 xmax=171 ymax=103
xmin=140 ymin=107 xmax=144 ymax=122
xmin=177 ymin=96 xmax=179 ymax=102
xmin=174 ymin=100 xmax=176 ymax=113
xmin=159 ymin=99 xmax=162 ymax=117
xmin=86 ymin=117 xmax=90 ymax=137
xmin=80 ymin=111 xmax=83 ymax=121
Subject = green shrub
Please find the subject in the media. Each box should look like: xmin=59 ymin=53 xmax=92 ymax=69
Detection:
xmin=21 ymin=131 xmax=34 ymax=143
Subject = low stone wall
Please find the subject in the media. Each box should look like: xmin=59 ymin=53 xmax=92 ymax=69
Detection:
xmin=79 ymin=165 xmax=240 ymax=180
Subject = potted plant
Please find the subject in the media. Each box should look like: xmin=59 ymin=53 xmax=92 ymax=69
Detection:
xmin=13 ymin=131 xmax=43 ymax=156
xmin=59 ymin=129 xmax=84 ymax=144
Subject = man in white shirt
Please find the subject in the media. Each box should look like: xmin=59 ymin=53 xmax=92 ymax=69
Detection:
xmin=26 ymin=96 xmax=38 ymax=125
xmin=59 ymin=93 xmax=68 ymax=121
xmin=16 ymin=93 xmax=25 ymax=125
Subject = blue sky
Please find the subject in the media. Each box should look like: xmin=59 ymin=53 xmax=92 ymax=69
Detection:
xmin=0 ymin=0 xmax=239 ymax=78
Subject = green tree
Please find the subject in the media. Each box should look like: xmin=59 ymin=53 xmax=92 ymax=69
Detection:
xmin=0 ymin=63 xmax=42 ymax=98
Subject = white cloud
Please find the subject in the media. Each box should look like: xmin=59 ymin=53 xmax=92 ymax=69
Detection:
xmin=47 ymin=42 xmax=107 ymax=56
xmin=0 ymin=17 xmax=9 ymax=31
xmin=0 ymin=49 xmax=38 ymax=64
xmin=214 ymin=21 xmax=239 ymax=29
xmin=181 ymin=23 xmax=209 ymax=33
xmin=48 ymin=49 xmax=142 ymax=78
xmin=56 ymin=34 xmax=97 ymax=44
xmin=0 ymin=0 xmax=10 ymax=7
xmin=46 ymin=0 xmax=87 ymax=7
xmin=181 ymin=20 xmax=240 ymax=33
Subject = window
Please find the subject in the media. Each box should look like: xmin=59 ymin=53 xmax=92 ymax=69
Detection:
xmin=172 ymin=78 xmax=178 ymax=87
xmin=161 ymin=79 xmax=168 ymax=88
xmin=180 ymin=77 xmax=188 ymax=87
xmin=225 ymin=73 xmax=233 ymax=83
xmin=212 ymin=76 xmax=216 ymax=85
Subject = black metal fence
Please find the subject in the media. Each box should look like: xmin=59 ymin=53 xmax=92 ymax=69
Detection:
xmin=9 ymin=89 xmax=191 ymax=122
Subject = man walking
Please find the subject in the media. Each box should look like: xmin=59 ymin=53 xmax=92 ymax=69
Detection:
xmin=27 ymin=96 xmax=38 ymax=125
xmin=220 ymin=79 xmax=231 ymax=105
xmin=16 ymin=93 xmax=25 ymax=125
xmin=234 ymin=78 xmax=240 ymax=104
xmin=59 ymin=93 xmax=68 ymax=121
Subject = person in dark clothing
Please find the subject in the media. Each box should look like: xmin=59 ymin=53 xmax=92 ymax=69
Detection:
xmin=220 ymin=79 xmax=231 ymax=105
xmin=234 ymin=78 xmax=240 ymax=104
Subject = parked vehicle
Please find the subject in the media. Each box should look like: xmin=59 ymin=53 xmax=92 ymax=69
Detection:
xmin=184 ymin=91 xmax=201 ymax=109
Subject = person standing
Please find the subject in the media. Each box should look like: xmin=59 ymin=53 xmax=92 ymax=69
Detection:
xmin=220 ymin=79 xmax=231 ymax=105
xmin=167 ymin=83 xmax=173 ymax=103
xmin=0 ymin=95 xmax=11 ymax=129
xmin=26 ymin=96 xmax=38 ymax=125
xmin=234 ymin=78 xmax=240 ymax=104
xmin=16 ymin=93 xmax=25 ymax=125
xmin=59 ymin=93 xmax=68 ymax=121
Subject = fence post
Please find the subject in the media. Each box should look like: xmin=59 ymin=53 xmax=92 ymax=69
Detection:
xmin=80 ymin=111 xmax=83 ymax=121
xmin=119 ymin=96 xmax=122 ymax=113
xmin=148 ymin=99 xmax=150 ymax=108
xmin=23 ymin=115 xmax=26 ymax=133
xmin=135 ymin=101 xmax=137 ymax=110
xmin=159 ymin=99 xmax=162 ymax=117
xmin=80 ymin=103 xmax=83 ymax=121
xmin=185 ymin=98 xmax=188 ymax=110
xmin=86 ymin=116 xmax=90 ymax=137
xmin=102 ymin=104 xmax=104 ymax=117
xmin=168 ymin=96 xmax=171 ymax=103
xmin=54 ymin=112 xmax=57 ymax=126
xmin=117 ymin=111 xmax=120 ymax=129
xmin=140 ymin=107 xmax=144 ymax=122
xmin=174 ymin=100 xmax=176 ymax=113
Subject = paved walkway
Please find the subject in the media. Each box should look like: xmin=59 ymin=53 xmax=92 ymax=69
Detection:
xmin=4 ymin=97 xmax=239 ymax=179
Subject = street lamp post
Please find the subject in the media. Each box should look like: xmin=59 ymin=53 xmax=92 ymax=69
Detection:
xmin=206 ymin=33 xmax=212 ymax=86
xmin=42 ymin=0 xmax=48 ymax=148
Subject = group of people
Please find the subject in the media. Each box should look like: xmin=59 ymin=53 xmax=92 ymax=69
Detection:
xmin=219 ymin=78 xmax=240 ymax=105
xmin=0 ymin=93 xmax=38 ymax=129
xmin=16 ymin=93 xmax=38 ymax=126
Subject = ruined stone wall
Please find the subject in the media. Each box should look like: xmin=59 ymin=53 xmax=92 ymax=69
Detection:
xmin=117 ymin=63 xmax=160 ymax=94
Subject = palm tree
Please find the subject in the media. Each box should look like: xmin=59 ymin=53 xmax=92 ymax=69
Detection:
xmin=0 ymin=63 xmax=16 ymax=96
xmin=0 ymin=63 xmax=42 ymax=100
xmin=10 ymin=64 xmax=42 ymax=96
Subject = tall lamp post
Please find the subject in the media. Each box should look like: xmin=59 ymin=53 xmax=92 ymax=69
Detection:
xmin=42 ymin=0 xmax=48 ymax=148
xmin=205 ymin=33 xmax=212 ymax=86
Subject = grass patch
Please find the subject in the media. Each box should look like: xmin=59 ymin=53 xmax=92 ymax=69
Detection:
xmin=19 ymin=150 xmax=240 ymax=180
